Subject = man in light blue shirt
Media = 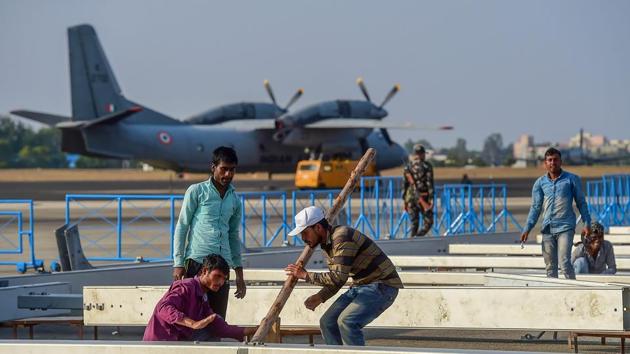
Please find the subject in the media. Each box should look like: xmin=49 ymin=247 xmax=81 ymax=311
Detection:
xmin=520 ymin=147 xmax=591 ymax=279
xmin=172 ymin=146 xmax=246 ymax=330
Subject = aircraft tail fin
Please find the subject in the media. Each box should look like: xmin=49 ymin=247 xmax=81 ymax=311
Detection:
xmin=67 ymin=24 xmax=182 ymax=125
xmin=68 ymin=24 xmax=129 ymax=120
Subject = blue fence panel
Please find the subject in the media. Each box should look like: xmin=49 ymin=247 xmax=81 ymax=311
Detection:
xmin=65 ymin=194 xmax=183 ymax=262
xmin=354 ymin=177 xmax=407 ymax=240
xmin=587 ymin=174 xmax=630 ymax=228
xmin=437 ymin=184 xmax=522 ymax=235
xmin=353 ymin=178 xmax=522 ymax=238
xmin=239 ymin=191 xmax=289 ymax=248
xmin=63 ymin=176 xmax=528 ymax=263
xmin=0 ymin=200 xmax=42 ymax=272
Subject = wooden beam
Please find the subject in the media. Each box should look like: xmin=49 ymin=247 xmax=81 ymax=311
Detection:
xmin=250 ymin=148 xmax=376 ymax=342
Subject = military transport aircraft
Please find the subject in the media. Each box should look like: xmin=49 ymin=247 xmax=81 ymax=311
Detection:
xmin=12 ymin=24 xmax=447 ymax=173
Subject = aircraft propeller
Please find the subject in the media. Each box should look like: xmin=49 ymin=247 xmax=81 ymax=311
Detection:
xmin=356 ymin=77 xmax=371 ymax=102
xmin=264 ymin=80 xmax=304 ymax=112
xmin=356 ymin=77 xmax=400 ymax=109
xmin=379 ymin=84 xmax=400 ymax=109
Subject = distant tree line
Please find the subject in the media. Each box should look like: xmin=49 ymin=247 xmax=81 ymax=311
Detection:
xmin=404 ymin=133 xmax=515 ymax=167
xmin=0 ymin=115 xmax=131 ymax=168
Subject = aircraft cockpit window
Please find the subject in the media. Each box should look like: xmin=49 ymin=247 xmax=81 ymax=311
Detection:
xmin=299 ymin=164 xmax=317 ymax=171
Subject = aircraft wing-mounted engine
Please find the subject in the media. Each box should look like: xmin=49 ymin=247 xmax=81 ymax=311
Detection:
xmin=273 ymin=77 xmax=400 ymax=145
xmin=186 ymin=80 xmax=303 ymax=125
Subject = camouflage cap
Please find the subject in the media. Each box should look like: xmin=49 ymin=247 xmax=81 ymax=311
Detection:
xmin=591 ymin=221 xmax=605 ymax=235
xmin=413 ymin=144 xmax=426 ymax=153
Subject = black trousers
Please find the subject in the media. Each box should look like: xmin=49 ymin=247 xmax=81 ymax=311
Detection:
xmin=184 ymin=258 xmax=230 ymax=319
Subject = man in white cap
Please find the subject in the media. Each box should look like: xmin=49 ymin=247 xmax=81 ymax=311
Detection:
xmin=284 ymin=206 xmax=403 ymax=346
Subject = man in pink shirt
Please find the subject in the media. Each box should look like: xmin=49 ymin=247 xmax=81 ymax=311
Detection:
xmin=143 ymin=254 xmax=256 ymax=341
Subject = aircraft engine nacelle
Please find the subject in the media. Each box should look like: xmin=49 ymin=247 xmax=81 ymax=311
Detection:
xmin=273 ymin=100 xmax=386 ymax=142
xmin=186 ymin=103 xmax=285 ymax=125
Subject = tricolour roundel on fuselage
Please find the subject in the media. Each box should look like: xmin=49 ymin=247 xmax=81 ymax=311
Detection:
xmin=158 ymin=131 xmax=172 ymax=145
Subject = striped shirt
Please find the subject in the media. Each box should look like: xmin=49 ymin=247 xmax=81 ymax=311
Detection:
xmin=305 ymin=225 xmax=403 ymax=302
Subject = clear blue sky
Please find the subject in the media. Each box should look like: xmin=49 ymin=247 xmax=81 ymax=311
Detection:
xmin=1 ymin=0 xmax=629 ymax=149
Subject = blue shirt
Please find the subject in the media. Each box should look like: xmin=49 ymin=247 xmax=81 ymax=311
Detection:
xmin=173 ymin=179 xmax=242 ymax=268
xmin=525 ymin=170 xmax=591 ymax=234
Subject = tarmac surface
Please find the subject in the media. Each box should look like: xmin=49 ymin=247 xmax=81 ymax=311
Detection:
xmin=0 ymin=176 xmax=602 ymax=200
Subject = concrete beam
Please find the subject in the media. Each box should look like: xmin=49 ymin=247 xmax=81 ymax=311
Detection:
xmin=389 ymin=255 xmax=630 ymax=270
xmin=449 ymin=243 xmax=630 ymax=256
xmin=83 ymin=285 xmax=630 ymax=330
xmin=527 ymin=273 xmax=630 ymax=285
xmin=610 ymin=226 xmax=630 ymax=235
xmin=0 ymin=341 xmax=545 ymax=354
xmin=237 ymin=269 xmax=485 ymax=286
xmin=483 ymin=273 xmax=611 ymax=287
xmin=536 ymin=234 xmax=630 ymax=244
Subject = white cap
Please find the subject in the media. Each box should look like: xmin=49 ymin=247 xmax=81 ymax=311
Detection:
xmin=288 ymin=206 xmax=326 ymax=236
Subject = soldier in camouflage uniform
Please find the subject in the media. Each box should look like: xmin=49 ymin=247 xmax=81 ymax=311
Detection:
xmin=403 ymin=144 xmax=434 ymax=236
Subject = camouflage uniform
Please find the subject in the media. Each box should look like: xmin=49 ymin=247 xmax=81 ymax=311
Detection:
xmin=403 ymin=146 xmax=434 ymax=236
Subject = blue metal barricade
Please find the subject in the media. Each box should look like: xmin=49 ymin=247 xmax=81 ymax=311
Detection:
xmin=354 ymin=177 xmax=406 ymax=240
xmin=65 ymin=194 xmax=183 ymax=262
xmin=0 ymin=200 xmax=42 ymax=272
xmin=587 ymin=174 xmax=630 ymax=228
xmin=354 ymin=178 xmax=522 ymax=238
xmin=438 ymin=184 xmax=522 ymax=235
xmin=240 ymin=191 xmax=289 ymax=248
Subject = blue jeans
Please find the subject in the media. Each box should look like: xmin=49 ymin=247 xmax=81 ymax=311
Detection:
xmin=541 ymin=230 xmax=575 ymax=279
xmin=573 ymin=257 xmax=589 ymax=274
xmin=319 ymin=283 xmax=398 ymax=346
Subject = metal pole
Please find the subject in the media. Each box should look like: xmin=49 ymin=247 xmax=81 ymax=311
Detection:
xmin=241 ymin=195 xmax=246 ymax=246
xmin=375 ymin=178 xmax=380 ymax=239
xmin=262 ymin=194 xmax=267 ymax=247
xmin=169 ymin=197 xmax=176 ymax=259
xmin=117 ymin=197 xmax=123 ymax=259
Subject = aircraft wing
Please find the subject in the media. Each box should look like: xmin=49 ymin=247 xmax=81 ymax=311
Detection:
xmin=300 ymin=119 xmax=454 ymax=130
xmin=215 ymin=120 xmax=276 ymax=130
xmin=214 ymin=119 xmax=453 ymax=131
xmin=10 ymin=110 xmax=71 ymax=126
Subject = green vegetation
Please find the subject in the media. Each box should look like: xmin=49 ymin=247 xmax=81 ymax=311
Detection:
xmin=0 ymin=116 xmax=132 ymax=168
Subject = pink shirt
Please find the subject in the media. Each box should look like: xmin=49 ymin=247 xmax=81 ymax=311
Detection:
xmin=143 ymin=276 xmax=244 ymax=341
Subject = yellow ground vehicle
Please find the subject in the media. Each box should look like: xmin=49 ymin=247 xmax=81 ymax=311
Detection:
xmin=295 ymin=159 xmax=377 ymax=189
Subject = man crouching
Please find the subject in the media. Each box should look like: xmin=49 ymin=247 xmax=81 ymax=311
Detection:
xmin=143 ymin=254 xmax=256 ymax=341
xmin=284 ymin=206 xmax=403 ymax=346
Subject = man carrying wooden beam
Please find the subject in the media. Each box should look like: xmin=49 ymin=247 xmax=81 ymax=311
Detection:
xmin=284 ymin=206 xmax=403 ymax=346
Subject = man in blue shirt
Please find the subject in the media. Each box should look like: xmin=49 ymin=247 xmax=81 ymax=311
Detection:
xmin=172 ymin=146 xmax=246 ymax=338
xmin=520 ymin=147 xmax=591 ymax=279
